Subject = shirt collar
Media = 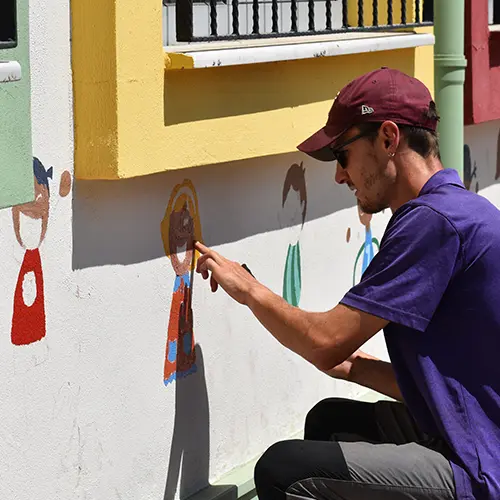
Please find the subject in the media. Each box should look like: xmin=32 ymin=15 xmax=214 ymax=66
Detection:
xmin=419 ymin=168 xmax=465 ymax=197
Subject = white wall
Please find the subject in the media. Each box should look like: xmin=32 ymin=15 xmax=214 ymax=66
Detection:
xmin=464 ymin=119 xmax=500 ymax=202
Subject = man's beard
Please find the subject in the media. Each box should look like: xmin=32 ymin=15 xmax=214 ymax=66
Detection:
xmin=358 ymin=198 xmax=388 ymax=215
xmin=359 ymin=167 xmax=392 ymax=214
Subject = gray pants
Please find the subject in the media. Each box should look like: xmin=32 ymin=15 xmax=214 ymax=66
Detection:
xmin=254 ymin=398 xmax=456 ymax=500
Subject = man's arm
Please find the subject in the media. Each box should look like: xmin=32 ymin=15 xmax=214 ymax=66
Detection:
xmin=248 ymin=281 xmax=402 ymax=400
xmin=325 ymin=350 xmax=403 ymax=401
xmin=246 ymin=284 xmax=387 ymax=371
xmin=195 ymin=242 xmax=389 ymax=373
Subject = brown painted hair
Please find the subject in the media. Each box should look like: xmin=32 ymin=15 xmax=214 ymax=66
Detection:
xmin=282 ymin=162 xmax=307 ymax=224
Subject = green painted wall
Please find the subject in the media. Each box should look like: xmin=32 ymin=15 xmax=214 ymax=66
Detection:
xmin=0 ymin=0 xmax=33 ymax=209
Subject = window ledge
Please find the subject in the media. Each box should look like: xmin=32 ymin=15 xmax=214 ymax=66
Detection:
xmin=165 ymin=31 xmax=434 ymax=70
xmin=0 ymin=60 xmax=21 ymax=83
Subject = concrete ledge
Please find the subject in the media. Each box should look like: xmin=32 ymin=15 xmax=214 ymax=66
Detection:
xmin=165 ymin=32 xmax=434 ymax=70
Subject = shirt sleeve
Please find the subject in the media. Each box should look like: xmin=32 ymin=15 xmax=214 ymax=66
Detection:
xmin=340 ymin=205 xmax=462 ymax=332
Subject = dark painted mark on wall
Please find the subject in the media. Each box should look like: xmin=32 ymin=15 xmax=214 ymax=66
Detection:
xmin=464 ymin=144 xmax=479 ymax=193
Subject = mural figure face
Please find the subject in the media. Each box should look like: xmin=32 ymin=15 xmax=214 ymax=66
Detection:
xmin=280 ymin=163 xmax=307 ymax=244
xmin=161 ymin=180 xmax=202 ymax=277
xmin=12 ymin=178 xmax=49 ymax=249
xmin=12 ymin=159 xmax=71 ymax=250
xmin=357 ymin=201 xmax=372 ymax=229
xmin=169 ymin=202 xmax=195 ymax=277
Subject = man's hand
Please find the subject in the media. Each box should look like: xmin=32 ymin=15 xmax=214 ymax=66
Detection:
xmin=325 ymin=350 xmax=403 ymax=401
xmin=195 ymin=241 xmax=259 ymax=305
xmin=324 ymin=351 xmax=360 ymax=381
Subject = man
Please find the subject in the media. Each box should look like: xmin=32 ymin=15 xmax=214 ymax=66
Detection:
xmin=195 ymin=68 xmax=500 ymax=499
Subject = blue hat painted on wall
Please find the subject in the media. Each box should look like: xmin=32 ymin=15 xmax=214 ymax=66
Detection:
xmin=33 ymin=157 xmax=53 ymax=194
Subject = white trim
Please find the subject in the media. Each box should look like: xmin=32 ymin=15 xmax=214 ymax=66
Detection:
xmin=165 ymin=32 xmax=434 ymax=69
xmin=0 ymin=61 xmax=22 ymax=83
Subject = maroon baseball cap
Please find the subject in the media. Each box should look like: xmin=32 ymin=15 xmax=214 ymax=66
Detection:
xmin=297 ymin=67 xmax=438 ymax=162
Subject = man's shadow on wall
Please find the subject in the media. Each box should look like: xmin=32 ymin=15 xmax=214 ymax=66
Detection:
xmin=164 ymin=344 xmax=237 ymax=500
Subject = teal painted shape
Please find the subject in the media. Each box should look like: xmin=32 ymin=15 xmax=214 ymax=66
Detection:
xmin=0 ymin=0 xmax=33 ymax=209
xmin=283 ymin=241 xmax=301 ymax=307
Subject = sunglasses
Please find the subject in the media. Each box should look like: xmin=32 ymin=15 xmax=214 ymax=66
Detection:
xmin=330 ymin=130 xmax=373 ymax=169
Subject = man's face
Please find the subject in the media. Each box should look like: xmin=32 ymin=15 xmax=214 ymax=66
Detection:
xmin=334 ymin=125 xmax=396 ymax=214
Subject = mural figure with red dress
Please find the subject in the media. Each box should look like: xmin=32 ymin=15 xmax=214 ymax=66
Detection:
xmin=11 ymin=157 xmax=71 ymax=346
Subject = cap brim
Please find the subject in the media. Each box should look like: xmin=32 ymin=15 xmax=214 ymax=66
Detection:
xmin=297 ymin=127 xmax=341 ymax=162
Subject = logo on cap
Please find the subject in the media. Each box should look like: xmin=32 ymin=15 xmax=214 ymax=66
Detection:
xmin=361 ymin=105 xmax=374 ymax=115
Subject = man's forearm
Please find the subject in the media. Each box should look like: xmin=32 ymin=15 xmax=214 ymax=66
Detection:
xmin=246 ymin=283 xmax=337 ymax=368
xmin=348 ymin=351 xmax=403 ymax=402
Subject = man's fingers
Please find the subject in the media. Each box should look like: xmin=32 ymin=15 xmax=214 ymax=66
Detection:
xmin=210 ymin=274 xmax=219 ymax=293
xmin=194 ymin=241 xmax=210 ymax=254
xmin=194 ymin=250 xmax=219 ymax=292
xmin=196 ymin=251 xmax=226 ymax=275
xmin=195 ymin=241 xmax=225 ymax=265
xmin=197 ymin=253 xmax=220 ymax=276
xmin=196 ymin=253 xmax=214 ymax=273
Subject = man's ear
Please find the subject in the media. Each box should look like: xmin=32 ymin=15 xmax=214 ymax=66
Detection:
xmin=380 ymin=121 xmax=399 ymax=153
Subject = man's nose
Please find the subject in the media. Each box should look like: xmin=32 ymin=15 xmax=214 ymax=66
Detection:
xmin=334 ymin=163 xmax=349 ymax=185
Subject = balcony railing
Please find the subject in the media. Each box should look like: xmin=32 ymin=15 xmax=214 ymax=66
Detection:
xmin=163 ymin=0 xmax=433 ymax=45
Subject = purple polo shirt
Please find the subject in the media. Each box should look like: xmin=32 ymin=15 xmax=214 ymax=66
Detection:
xmin=341 ymin=169 xmax=500 ymax=500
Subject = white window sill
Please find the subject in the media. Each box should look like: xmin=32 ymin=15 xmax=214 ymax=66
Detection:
xmin=164 ymin=31 xmax=434 ymax=70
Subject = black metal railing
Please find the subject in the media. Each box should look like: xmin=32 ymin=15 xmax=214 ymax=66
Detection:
xmin=169 ymin=0 xmax=433 ymax=43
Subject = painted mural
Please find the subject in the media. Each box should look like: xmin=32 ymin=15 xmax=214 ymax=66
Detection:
xmin=352 ymin=202 xmax=380 ymax=286
xmin=464 ymin=144 xmax=479 ymax=192
xmin=279 ymin=163 xmax=307 ymax=307
xmin=11 ymin=157 xmax=71 ymax=346
xmin=161 ymin=180 xmax=202 ymax=386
